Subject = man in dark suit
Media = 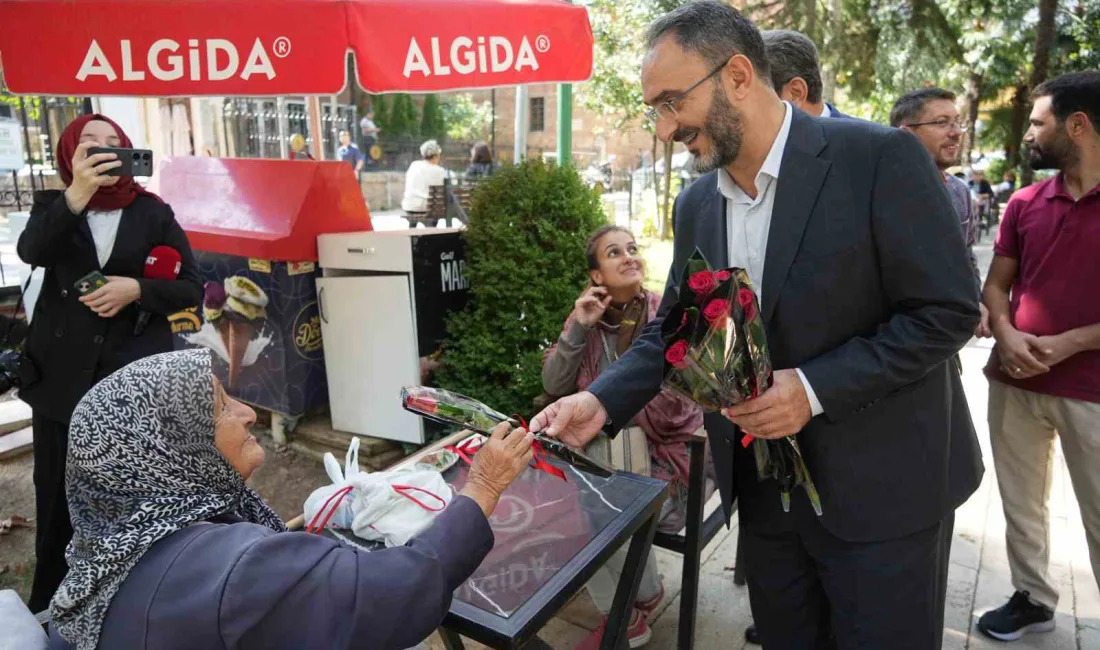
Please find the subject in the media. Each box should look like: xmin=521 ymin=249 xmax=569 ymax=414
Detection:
xmin=531 ymin=3 xmax=983 ymax=648
xmin=762 ymin=29 xmax=847 ymax=119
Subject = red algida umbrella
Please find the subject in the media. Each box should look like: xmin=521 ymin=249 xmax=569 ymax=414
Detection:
xmin=0 ymin=0 xmax=593 ymax=96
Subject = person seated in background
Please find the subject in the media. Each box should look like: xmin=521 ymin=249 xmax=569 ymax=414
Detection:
xmin=401 ymin=140 xmax=448 ymax=226
xmin=47 ymin=349 xmax=533 ymax=650
xmin=542 ymin=225 xmax=709 ymax=650
xmin=288 ymin=134 xmax=314 ymax=160
xmin=465 ymin=142 xmax=495 ymax=179
xmin=995 ymin=170 xmax=1017 ymax=202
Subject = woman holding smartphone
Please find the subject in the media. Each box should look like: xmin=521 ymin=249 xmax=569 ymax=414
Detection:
xmin=17 ymin=114 xmax=202 ymax=613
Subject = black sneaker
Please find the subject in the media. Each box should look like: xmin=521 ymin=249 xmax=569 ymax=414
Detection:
xmin=977 ymin=591 xmax=1055 ymax=641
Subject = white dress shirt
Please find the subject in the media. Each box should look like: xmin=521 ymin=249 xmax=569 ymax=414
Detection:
xmin=401 ymin=160 xmax=448 ymax=213
xmin=86 ymin=209 xmax=123 ymax=268
xmin=819 ymin=103 xmax=832 ymax=119
xmin=717 ymin=102 xmax=824 ymax=416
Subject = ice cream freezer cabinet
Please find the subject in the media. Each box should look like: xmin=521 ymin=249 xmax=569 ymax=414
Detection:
xmin=317 ymin=229 xmax=470 ymax=444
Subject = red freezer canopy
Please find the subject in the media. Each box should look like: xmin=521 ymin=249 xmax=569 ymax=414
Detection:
xmin=155 ymin=157 xmax=372 ymax=262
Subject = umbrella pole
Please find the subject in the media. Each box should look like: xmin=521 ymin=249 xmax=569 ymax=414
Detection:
xmin=513 ymin=85 xmax=528 ymax=163
xmin=307 ymin=97 xmax=324 ymax=160
xmin=557 ymin=83 xmax=572 ymax=167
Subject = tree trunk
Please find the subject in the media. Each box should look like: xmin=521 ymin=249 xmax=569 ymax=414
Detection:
xmin=1005 ymin=83 xmax=1030 ymax=172
xmin=661 ymin=140 xmax=674 ymax=240
xmin=820 ymin=0 xmax=843 ymax=104
xmin=1020 ymin=0 xmax=1058 ymax=188
xmin=962 ymin=72 xmax=982 ymax=168
xmin=805 ymin=0 xmax=818 ymax=40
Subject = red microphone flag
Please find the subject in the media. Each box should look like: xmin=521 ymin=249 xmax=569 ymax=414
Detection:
xmin=145 ymin=246 xmax=182 ymax=280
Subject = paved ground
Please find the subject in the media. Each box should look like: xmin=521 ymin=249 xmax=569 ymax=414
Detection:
xmin=421 ymin=229 xmax=1100 ymax=649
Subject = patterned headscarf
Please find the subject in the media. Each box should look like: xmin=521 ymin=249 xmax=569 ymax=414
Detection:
xmin=51 ymin=349 xmax=285 ymax=650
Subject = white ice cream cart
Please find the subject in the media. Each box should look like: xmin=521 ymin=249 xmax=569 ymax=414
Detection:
xmin=317 ymin=229 xmax=469 ymax=444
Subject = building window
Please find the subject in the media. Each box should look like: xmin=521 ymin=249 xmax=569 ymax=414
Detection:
xmin=529 ymin=97 xmax=545 ymax=133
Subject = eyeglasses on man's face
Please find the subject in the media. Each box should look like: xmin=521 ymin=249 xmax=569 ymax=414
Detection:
xmin=644 ymin=58 xmax=731 ymax=125
xmin=905 ymin=117 xmax=969 ymax=132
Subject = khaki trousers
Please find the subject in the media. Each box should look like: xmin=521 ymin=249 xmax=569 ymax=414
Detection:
xmin=988 ymin=381 xmax=1100 ymax=609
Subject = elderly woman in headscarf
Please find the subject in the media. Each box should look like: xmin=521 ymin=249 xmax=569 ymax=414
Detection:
xmin=47 ymin=349 xmax=534 ymax=650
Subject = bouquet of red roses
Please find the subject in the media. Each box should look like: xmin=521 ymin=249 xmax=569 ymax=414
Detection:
xmin=660 ymin=249 xmax=821 ymax=515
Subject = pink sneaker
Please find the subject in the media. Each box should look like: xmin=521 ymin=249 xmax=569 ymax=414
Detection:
xmin=576 ymin=608 xmax=652 ymax=650
xmin=634 ymin=585 xmax=665 ymax=619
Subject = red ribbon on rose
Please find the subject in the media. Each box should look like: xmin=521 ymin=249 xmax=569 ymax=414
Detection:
xmin=514 ymin=415 xmax=567 ymax=481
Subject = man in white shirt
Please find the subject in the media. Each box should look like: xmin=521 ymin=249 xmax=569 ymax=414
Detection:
xmin=531 ymin=3 xmax=981 ymax=649
xmin=762 ymin=29 xmax=847 ymax=119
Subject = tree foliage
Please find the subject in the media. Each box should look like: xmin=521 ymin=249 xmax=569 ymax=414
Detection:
xmin=369 ymin=94 xmax=390 ymax=132
xmin=384 ymin=94 xmax=420 ymax=138
xmin=434 ymin=160 xmax=608 ymax=417
xmin=441 ymin=94 xmax=494 ymax=143
xmin=419 ymin=94 xmax=446 ymax=140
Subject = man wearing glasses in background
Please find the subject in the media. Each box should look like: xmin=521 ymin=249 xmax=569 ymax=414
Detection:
xmin=533 ymin=3 xmax=983 ymax=647
xmin=892 ymin=88 xmax=991 ymax=337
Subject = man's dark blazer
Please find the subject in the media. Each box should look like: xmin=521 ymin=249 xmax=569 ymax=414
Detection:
xmin=825 ymin=102 xmax=849 ymax=119
xmin=589 ymin=109 xmax=983 ymax=543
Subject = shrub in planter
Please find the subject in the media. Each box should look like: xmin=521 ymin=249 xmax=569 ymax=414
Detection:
xmin=435 ymin=159 xmax=608 ymax=417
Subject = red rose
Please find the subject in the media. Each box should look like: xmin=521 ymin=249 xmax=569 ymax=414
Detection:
xmin=665 ymin=339 xmax=690 ymax=368
xmin=715 ymin=270 xmax=732 ymax=282
xmin=702 ymin=299 xmax=730 ymax=329
xmin=738 ymin=288 xmax=757 ymax=321
xmin=688 ymin=270 xmax=718 ymax=295
xmin=406 ymin=396 xmax=438 ymax=414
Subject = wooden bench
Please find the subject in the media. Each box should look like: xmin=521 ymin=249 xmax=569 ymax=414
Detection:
xmin=417 ymin=178 xmax=481 ymax=228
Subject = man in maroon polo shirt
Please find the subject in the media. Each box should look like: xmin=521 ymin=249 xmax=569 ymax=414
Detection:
xmin=978 ymin=71 xmax=1100 ymax=642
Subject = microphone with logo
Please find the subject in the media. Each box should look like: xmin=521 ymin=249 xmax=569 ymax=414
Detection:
xmin=133 ymin=246 xmax=182 ymax=336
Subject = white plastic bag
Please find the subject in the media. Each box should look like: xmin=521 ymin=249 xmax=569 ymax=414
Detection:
xmin=350 ymin=468 xmax=453 ymax=547
xmin=303 ymin=437 xmax=363 ymax=532
xmin=0 ymin=589 xmax=48 ymax=650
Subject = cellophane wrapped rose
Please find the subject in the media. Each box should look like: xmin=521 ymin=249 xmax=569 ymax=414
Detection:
xmin=400 ymin=386 xmax=515 ymax=433
xmin=659 ymin=249 xmax=821 ymax=515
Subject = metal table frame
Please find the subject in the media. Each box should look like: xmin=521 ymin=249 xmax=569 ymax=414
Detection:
xmin=440 ymin=475 xmax=666 ymax=650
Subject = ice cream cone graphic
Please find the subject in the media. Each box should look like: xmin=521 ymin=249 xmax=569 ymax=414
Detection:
xmin=221 ymin=276 xmax=269 ymax=388
xmin=227 ymin=320 xmax=256 ymax=387
xmin=216 ymin=319 xmax=231 ymax=355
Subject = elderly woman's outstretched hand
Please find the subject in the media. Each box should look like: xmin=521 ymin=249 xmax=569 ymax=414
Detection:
xmin=459 ymin=423 xmax=534 ymax=518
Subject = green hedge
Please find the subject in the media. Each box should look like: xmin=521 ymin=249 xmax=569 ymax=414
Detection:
xmin=435 ymin=159 xmax=609 ymax=417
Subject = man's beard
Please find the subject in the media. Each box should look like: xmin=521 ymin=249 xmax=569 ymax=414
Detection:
xmin=1028 ymin=133 xmax=1076 ymax=171
xmin=936 ymin=141 xmax=961 ymax=170
xmin=679 ymin=86 xmax=744 ymax=174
